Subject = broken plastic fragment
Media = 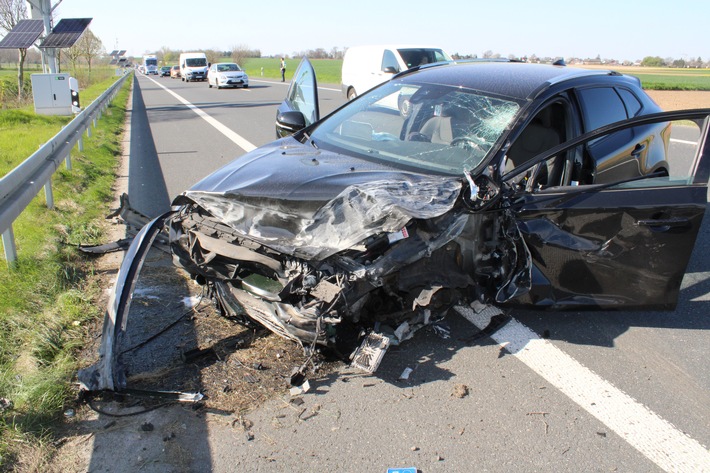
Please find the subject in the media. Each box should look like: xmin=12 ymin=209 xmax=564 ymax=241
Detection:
xmin=351 ymin=333 xmax=390 ymax=373
xmin=399 ymin=367 xmax=413 ymax=380
xmin=289 ymin=380 xmax=310 ymax=396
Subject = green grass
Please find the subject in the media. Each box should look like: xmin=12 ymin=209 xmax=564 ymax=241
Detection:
xmin=243 ymin=58 xmax=343 ymax=84
xmin=576 ymin=65 xmax=710 ymax=91
xmin=0 ymin=73 xmax=131 ymax=470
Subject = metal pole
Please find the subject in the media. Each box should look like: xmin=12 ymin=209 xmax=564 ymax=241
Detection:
xmin=65 ymin=153 xmax=72 ymax=170
xmin=78 ymin=136 xmax=84 ymax=152
xmin=2 ymin=227 xmax=18 ymax=266
xmin=44 ymin=179 xmax=54 ymax=209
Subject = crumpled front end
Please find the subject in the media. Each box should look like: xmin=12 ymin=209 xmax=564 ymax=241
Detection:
xmin=167 ymin=173 xmax=531 ymax=352
xmin=78 ymin=173 xmax=532 ymax=391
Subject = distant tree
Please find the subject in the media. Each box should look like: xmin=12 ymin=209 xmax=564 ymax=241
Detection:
xmin=204 ymin=49 xmax=219 ymax=66
xmin=64 ymin=39 xmax=83 ymax=72
xmin=641 ymin=56 xmax=664 ymax=67
xmin=76 ymin=29 xmax=103 ymax=72
xmin=672 ymin=59 xmax=686 ymax=68
xmin=330 ymin=46 xmax=344 ymax=60
xmin=0 ymin=0 xmax=28 ymax=99
xmin=230 ymin=44 xmax=251 ymax=66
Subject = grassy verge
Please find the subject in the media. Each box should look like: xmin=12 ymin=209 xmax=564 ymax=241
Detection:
xmin=0 ymin=74 xmax=131 ymax=471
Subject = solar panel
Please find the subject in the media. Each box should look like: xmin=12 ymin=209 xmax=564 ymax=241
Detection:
xmin=109 ymin=59 xmax=117 ymax=65
xmin=0 ymin=19 xmax=44 ymax=49
xmin=109 ymin=49 xmax=118 ymax=56
xmin=117 ymin=50 xmax=126 ymax=56
xmin=40 ymin=18 xmax=92 ymax=48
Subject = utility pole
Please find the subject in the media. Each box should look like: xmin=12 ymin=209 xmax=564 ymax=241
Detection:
xmin=26 ymin=0 xmax=62 ymax=72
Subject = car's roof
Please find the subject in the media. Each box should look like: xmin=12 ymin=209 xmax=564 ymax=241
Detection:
xmin=398 ymin=61 xmax=631 ymax=101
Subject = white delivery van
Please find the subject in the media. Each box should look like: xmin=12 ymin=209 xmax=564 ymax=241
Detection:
xmin=180 ymin=52 xmax=209 ymax=82
xmin=341 ymin=45 xmax=451 ymax=100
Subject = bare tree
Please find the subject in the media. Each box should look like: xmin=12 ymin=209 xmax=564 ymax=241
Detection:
xmin=64 ymin=39 xmax=83 ymax=73
xmin=204 ymin=48 xmax=220 ymax=66
xmin=230 ymin=44 xmax=251 ymax=66
xmin=76 ymin=28 xmax=103 ymax=72
xmin=0 ymin=0 xmax=28 ymax=99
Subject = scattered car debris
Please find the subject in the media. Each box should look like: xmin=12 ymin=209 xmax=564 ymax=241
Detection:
xmin=289 ymin=380 xmax=310 ymax=396
xmin=399 ymin=367 xmax=414 ymax=381
xmin=140 ymin=422 xmax=154 ymax=432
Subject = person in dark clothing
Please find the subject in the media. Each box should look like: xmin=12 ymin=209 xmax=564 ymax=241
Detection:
xmin=280 ymin=57 xmax=286 ymax=82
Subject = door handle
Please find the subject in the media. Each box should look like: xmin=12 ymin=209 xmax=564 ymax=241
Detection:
xmin=631 ymin=143 xmax=647 ymax=157
xmin=636 ymin=217 xmax=691 ymax=231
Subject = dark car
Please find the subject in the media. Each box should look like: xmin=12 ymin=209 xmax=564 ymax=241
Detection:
xmin=79 ymin=59 xmax=710 ymax=391
xmin=159 ymin=66 xmax=171 ymax=77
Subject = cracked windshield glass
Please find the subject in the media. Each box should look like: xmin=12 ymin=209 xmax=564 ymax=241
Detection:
xmin=310 ymin=82 xmax=520 ymax=175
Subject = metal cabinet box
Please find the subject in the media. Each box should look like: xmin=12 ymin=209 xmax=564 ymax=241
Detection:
xmin=31 ymin=73 xmax=79 ymax=115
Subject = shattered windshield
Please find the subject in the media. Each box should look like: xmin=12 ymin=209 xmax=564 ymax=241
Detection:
xmin=310 ymin=81 xmax=520 ymax=175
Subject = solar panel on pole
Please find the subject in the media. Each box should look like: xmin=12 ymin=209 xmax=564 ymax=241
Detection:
xmin=0 ymin=19 xmax=44 ymax=49
xmin=40 ymin=18 xmax=92 ymax=48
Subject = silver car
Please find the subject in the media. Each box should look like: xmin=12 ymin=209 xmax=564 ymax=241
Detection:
xmin=207 ymin=62 xmax=249 ymax=89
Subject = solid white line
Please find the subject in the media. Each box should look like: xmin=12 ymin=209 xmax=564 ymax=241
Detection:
xmin=145 ymin=76 xmax=257 ymax=153
xmin=457 ymin=306 xmax=710 ymax=473
xmin=670 ymin=138 xmax=698 ymax=146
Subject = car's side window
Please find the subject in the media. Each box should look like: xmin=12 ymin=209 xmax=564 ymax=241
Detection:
xmin=617 ymin=88 xmax=643 ymax=117
xmin=382 ymin=50 xmax=400 ymax=73
xmin=576 ymin=87 xmax=628 ymax=131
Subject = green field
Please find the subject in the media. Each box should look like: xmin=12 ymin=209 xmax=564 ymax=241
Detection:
xmin=241 ymin=57 xmax=343 ymax=84
xmin=240 ymin=59 xmax=710 ymax=91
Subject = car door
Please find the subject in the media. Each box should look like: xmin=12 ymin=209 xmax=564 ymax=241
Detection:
xmin=276 ymin=57 xmax=319 ymax=138
xmin=500 ymin=110 xmax=710 ymax=310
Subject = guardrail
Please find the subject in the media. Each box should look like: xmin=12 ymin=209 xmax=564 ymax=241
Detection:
xmin=0 ymin=72 xmax=131 ymax=265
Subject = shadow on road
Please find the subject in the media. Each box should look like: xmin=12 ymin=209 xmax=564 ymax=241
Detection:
xmin=127 ymin=76 xmax=172 ymax=218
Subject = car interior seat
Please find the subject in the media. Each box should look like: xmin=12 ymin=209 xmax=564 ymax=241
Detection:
xmin=505 ymin=107 xmax=562 ymax=185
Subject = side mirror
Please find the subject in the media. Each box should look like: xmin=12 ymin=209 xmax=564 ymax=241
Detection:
xmin=382 ymin=66 xmax=398 ymax=74
xmin=276 ymin=111 xmax=307 ymax=137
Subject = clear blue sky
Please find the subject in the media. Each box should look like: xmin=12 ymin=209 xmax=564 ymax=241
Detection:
xmin=53 ymin=0 xmax=710 ymax=62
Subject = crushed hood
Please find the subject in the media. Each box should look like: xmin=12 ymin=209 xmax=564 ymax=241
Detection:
xmin=174 ymin=138 xmax=464 ymax=260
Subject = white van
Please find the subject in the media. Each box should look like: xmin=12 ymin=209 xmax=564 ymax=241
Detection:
xmin=341 ymin=45 xmax=451 ymax=100
xmin=180 ymin=52 xmax=208 ymax=82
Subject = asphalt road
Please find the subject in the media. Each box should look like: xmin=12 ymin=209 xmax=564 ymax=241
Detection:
xmin=85 ymin=72 xmax=709 ymax=472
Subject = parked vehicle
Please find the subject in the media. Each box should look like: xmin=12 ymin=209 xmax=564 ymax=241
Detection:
xmin=159 ymin=66 xmax=171 ymax=77
xmin=142 ymin=55 xmax=158 ymax=75
xmin=170 ymin=65 xmax=180 ymax=79
xmin=180 ymin=52 xmax=208 ymax=82
xmin=78 ymin=58 xmax=710 ymax=392
xmin=207 ymin=62 xmax=249 ymax=89
xmin=341 ymin=44 xmax=451 ymax=101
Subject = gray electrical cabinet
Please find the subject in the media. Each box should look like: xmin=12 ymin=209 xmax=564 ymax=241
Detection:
xmin=31 ymin=73 xmax=80 ymax=115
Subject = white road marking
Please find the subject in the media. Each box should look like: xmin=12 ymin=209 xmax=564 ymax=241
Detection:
xmin=457 ymin=305 xmax=710 ymax=473
xmin=146 ymin=75 xmax=257 ymax=153
xmin=670 ymin=138 xmax=698 ymax=146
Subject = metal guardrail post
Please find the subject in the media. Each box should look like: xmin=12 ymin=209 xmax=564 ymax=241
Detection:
xmin=44 ymin=179 xmax=54 ymax=209
xmin=78 ymin=136 xmax=84 ymax=152
xmin=2 ymin=227 xmax=17 ymax=265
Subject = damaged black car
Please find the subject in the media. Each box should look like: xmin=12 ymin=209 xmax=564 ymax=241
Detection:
xmin=79 ymin=59 xmax=710 ymax=392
